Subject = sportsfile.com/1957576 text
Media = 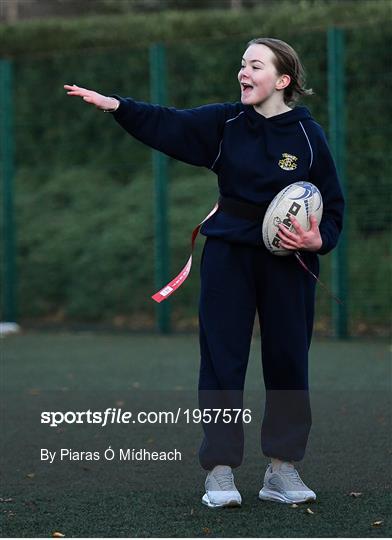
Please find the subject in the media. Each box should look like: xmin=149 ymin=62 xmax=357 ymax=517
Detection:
xmin=40 ymin=408 xmax=252 ymax=427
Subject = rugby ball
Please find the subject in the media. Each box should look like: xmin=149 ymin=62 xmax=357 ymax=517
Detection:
xmin=262 ymin=182 xmax=323 ymax=256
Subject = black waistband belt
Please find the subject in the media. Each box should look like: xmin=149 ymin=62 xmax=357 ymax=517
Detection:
xmin=218 ymin=195 xmax=269 ymax=222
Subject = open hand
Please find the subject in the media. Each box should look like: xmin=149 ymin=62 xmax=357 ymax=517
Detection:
xmin=64 ymin=84 xmax=119 ymax=111
xmin=277 ymin=215 xmax=322 ymax=252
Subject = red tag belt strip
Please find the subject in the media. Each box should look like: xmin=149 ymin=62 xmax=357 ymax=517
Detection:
xmin=151 ymin=204 xmax=342 ymax=305
xmin=151 ymin=203 xmax=219 ymax=303
xmin=294 ymin=251 xmax=342 ymax=304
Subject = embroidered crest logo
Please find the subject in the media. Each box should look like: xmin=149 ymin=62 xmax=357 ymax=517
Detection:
xmin=278 ymin=153 xmax=298 ymax=171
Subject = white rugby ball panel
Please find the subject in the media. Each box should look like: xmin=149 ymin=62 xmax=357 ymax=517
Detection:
xmin=262 ymin=182 xmax=323 ymax=256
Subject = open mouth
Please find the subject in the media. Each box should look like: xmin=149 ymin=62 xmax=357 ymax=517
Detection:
xmin=241 ymin=82 xmax=254 ymax=94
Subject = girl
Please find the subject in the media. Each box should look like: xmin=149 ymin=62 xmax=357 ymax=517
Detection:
xmin=65 ymin=37 xmax=344 ymax=509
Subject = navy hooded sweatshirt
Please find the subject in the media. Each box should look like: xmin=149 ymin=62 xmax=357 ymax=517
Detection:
xmin=112 ymin=98 xmax=344 ymax=255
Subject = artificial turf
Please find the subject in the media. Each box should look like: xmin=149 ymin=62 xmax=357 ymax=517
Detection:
xmin=1 ymin=332 xmax=390 ymax=537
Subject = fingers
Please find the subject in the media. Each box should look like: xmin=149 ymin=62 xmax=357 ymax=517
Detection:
xmin=278 ymin=217 xmax=305 ymax=250
xmin=64 ymin=84 xmax=81 ymax=93
xmin=278 ymin=223 xmax=299 ymax=242
xmin=277 ymin=214 xmax=322 ymax=252
xmin=309 ymin=214 xmax=319 ymax=231
xmin=289 ymin=216 xmax=305 ymax=235
xmin=277 ymin=226 xmax=299 ymax=249
xmin=64 ymin=84 xmax=107 ymax=108
xmin=64 ymin=84 xmax=85 ymax=90
xmin=64 ymin=84 xmax=92 ymax=97
xmin=279 ymin=239 xmax=298 ymax=250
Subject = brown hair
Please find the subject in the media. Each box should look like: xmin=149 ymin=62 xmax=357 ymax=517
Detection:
xmin=247 ymin=37 xmax=313 ymax=105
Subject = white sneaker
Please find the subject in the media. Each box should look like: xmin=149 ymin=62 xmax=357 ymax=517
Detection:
xmin=259 ymin=462 xmax=316 ymax=504
xmin=202 ymin=465 xmax=242 ymax=508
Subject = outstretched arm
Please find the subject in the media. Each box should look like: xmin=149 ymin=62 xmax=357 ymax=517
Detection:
xmin=64 ymin=84 xmax=241 ymax=169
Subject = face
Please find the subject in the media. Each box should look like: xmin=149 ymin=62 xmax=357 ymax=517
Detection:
xmin=238 ymin=44 xmax=288 ymax=106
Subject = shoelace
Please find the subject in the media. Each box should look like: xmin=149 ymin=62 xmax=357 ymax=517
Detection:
xmin=282 ymin=467 xmax=306 ymax=487
xmin=214 ymin=471 xmax=235 ymax=490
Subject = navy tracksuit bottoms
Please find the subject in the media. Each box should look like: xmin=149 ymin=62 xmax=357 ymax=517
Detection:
xmin=198 ymin=236 xmax=319 ymax=470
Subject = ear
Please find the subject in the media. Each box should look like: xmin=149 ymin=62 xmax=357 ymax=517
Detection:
xmin=276 ymin=74 xmax=291 ymax=90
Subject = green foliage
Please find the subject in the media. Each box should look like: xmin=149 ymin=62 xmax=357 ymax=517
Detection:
xmin=16 ymin=166 xmax=155 ymax=319
xmin=0 ymin=1 xmax=390 ymax=56
xmin=0 ymin=2 xmax=390 ymax=332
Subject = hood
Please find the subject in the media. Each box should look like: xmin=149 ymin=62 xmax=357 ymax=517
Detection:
xmin=241 ymin=105 xmax=313 ymax=159
xmin=243 ymin=104 xmax=312 ymax=126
